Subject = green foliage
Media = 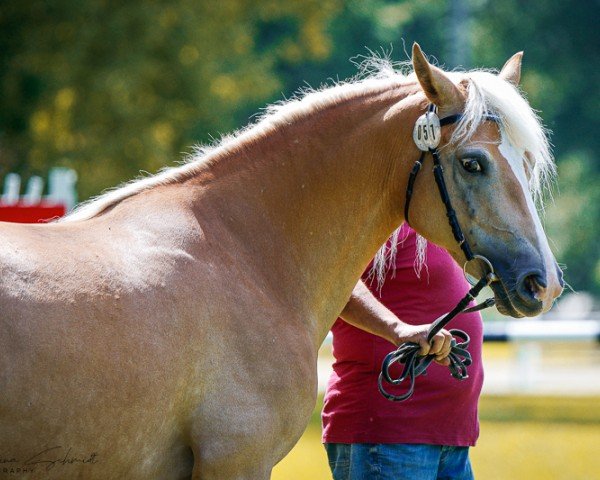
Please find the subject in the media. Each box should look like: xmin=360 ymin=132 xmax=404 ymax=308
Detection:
xmin=0 ymin=0 xmax=341 ymax=198
xmin=471 ymin=0 xmax=599 ymax=164
xmin=0 ymin=0 xmax=598 ymax=295
xmin=545 ymin=153 xmax=600 ymax=294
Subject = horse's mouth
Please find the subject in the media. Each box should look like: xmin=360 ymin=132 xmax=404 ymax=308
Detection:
xmin=489 ymin=280 xmax=543 ymax=318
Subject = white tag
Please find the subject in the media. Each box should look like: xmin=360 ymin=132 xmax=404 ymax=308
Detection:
xmin=413 ymin=111 xmax=441 ymax=151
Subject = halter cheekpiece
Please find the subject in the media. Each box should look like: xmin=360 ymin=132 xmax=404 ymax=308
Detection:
xmin=405 ymin=104 xmax=500 ymax=262
xmin=378 ymin=104 xmax=500 ymax=402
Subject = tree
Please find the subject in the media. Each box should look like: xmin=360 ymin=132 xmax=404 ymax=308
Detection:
xmin=0 ymin=0 xmax=341 ymax=199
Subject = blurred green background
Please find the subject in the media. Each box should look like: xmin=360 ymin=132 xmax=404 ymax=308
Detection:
xmin=1 ymin=1 xmax=598 ymax=478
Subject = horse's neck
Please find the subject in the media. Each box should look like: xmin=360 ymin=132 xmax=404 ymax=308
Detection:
xmin=193 ymin=85 xmax=422 ymax=341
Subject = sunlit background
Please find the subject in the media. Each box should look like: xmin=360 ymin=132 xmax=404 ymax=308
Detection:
xmin=1 ymin=1 xmax=598 ymax=479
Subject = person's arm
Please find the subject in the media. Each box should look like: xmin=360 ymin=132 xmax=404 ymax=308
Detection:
xmin=340 ymin=280 xmax=453 ymax=364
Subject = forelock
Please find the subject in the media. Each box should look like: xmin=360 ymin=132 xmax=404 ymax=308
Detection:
xmin=445 ymin=70 xmax=556 ymax=203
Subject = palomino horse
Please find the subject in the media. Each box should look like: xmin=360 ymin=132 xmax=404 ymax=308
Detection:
xmin=0 ymin=44 xmax=562 ymax=479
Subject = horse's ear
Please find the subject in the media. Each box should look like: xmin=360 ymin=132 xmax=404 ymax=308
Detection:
xmin=499 ymin=51 xmax=523 ymax=86
xmin=411 ymin=43 xmax=462 ymax=110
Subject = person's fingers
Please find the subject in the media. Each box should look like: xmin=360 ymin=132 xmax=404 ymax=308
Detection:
xmin=414 ymin=329 xmax=454 ymax=358
xmin=428 ymin=333 xmax=445 ymax=355
xmin=435 ymin=356 xmax=451 ymax=366
xmin=417 ymin=335 xmax=430 ymax=356
xmin=437 ymin=332 xmax=453 ymax=359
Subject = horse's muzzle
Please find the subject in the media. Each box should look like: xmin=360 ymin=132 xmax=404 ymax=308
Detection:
xmin=491 ymin=260 xmax=564 ymax=318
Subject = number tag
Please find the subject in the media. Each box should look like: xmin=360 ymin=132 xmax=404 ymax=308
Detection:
xmin=413 ymin=111 xmax=441 ymax=151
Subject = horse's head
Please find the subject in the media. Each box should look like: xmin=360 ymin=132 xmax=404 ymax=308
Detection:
xmin=406 ymin=44 xmax=563 ymax=317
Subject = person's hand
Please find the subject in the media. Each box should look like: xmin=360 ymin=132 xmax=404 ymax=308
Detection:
xmin=392 ymin=323 xmax=454 ymax=366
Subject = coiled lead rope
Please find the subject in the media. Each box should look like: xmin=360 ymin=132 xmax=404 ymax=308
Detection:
xmin=378 ymin=274 xmax=495 ymax=402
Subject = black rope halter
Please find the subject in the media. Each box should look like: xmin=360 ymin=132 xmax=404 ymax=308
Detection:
xmin=378 ymin=104 xmax=499 ymax=402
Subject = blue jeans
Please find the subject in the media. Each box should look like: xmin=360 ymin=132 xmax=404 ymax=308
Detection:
xmin=324 ymin=443 xmax=474 ymax=480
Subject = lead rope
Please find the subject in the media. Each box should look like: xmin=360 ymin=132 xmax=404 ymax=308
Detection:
xmin=378 ymin=103 xmax=500 ymax=402
xmin=378 ymin=274 xmax=495 ymax=402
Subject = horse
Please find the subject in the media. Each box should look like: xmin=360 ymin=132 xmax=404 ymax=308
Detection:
xmin=0 ymin=44 xmax=562 ymax=479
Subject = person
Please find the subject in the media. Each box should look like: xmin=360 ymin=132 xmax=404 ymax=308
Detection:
xmin=323 ymin=224 xmax=484 ymax=480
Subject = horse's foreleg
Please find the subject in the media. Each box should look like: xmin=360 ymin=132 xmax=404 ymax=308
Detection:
xmin=188 ymin=398 xmax=284 ymax=480
xmin=191 ymin=459 xmax=272 ymax=480
xmin=189 ymin=433 xmax=275 ymax=480
xmin=187 ymin=328 xmax=317 ymax=480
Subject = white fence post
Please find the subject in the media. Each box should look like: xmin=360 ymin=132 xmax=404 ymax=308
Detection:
xmin=2 ymin=173 xmax=21 ymax=205
xmin=47 ymin=168 xmax=78 ymax=211
xmin=23 ymin=176 xmax=44 ymax=206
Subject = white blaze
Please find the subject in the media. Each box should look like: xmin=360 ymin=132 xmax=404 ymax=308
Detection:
xmin=498 ymin=132 xmax=558 ymax=302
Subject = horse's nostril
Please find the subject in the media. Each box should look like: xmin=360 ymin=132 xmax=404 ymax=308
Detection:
xmin=522 ymin=273 xmax=547 ymax=300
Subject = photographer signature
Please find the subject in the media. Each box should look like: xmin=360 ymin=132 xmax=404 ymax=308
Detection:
xmin=1 ymin=446 xmax=98 ymax=472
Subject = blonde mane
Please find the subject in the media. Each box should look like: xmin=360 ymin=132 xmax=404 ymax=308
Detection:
xmin=62 ymin=70 xmax=411 ymax=223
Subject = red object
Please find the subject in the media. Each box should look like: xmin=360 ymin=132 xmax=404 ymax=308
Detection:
xmin=322 ymin=224 xmax=484 ymax=447
xmin=0 ymin=202 xmax=66 ymax=223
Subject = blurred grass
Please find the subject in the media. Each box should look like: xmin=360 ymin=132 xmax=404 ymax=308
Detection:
xmin=272 ymin=395 xmax=600 ymax=480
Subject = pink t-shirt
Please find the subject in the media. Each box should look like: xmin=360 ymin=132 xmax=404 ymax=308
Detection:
xmin=322 ymin=225 xmax=484 ymax=446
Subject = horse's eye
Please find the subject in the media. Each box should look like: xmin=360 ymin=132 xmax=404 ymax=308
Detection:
xmin=461 ymin=158 xmax=482 ymax=173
